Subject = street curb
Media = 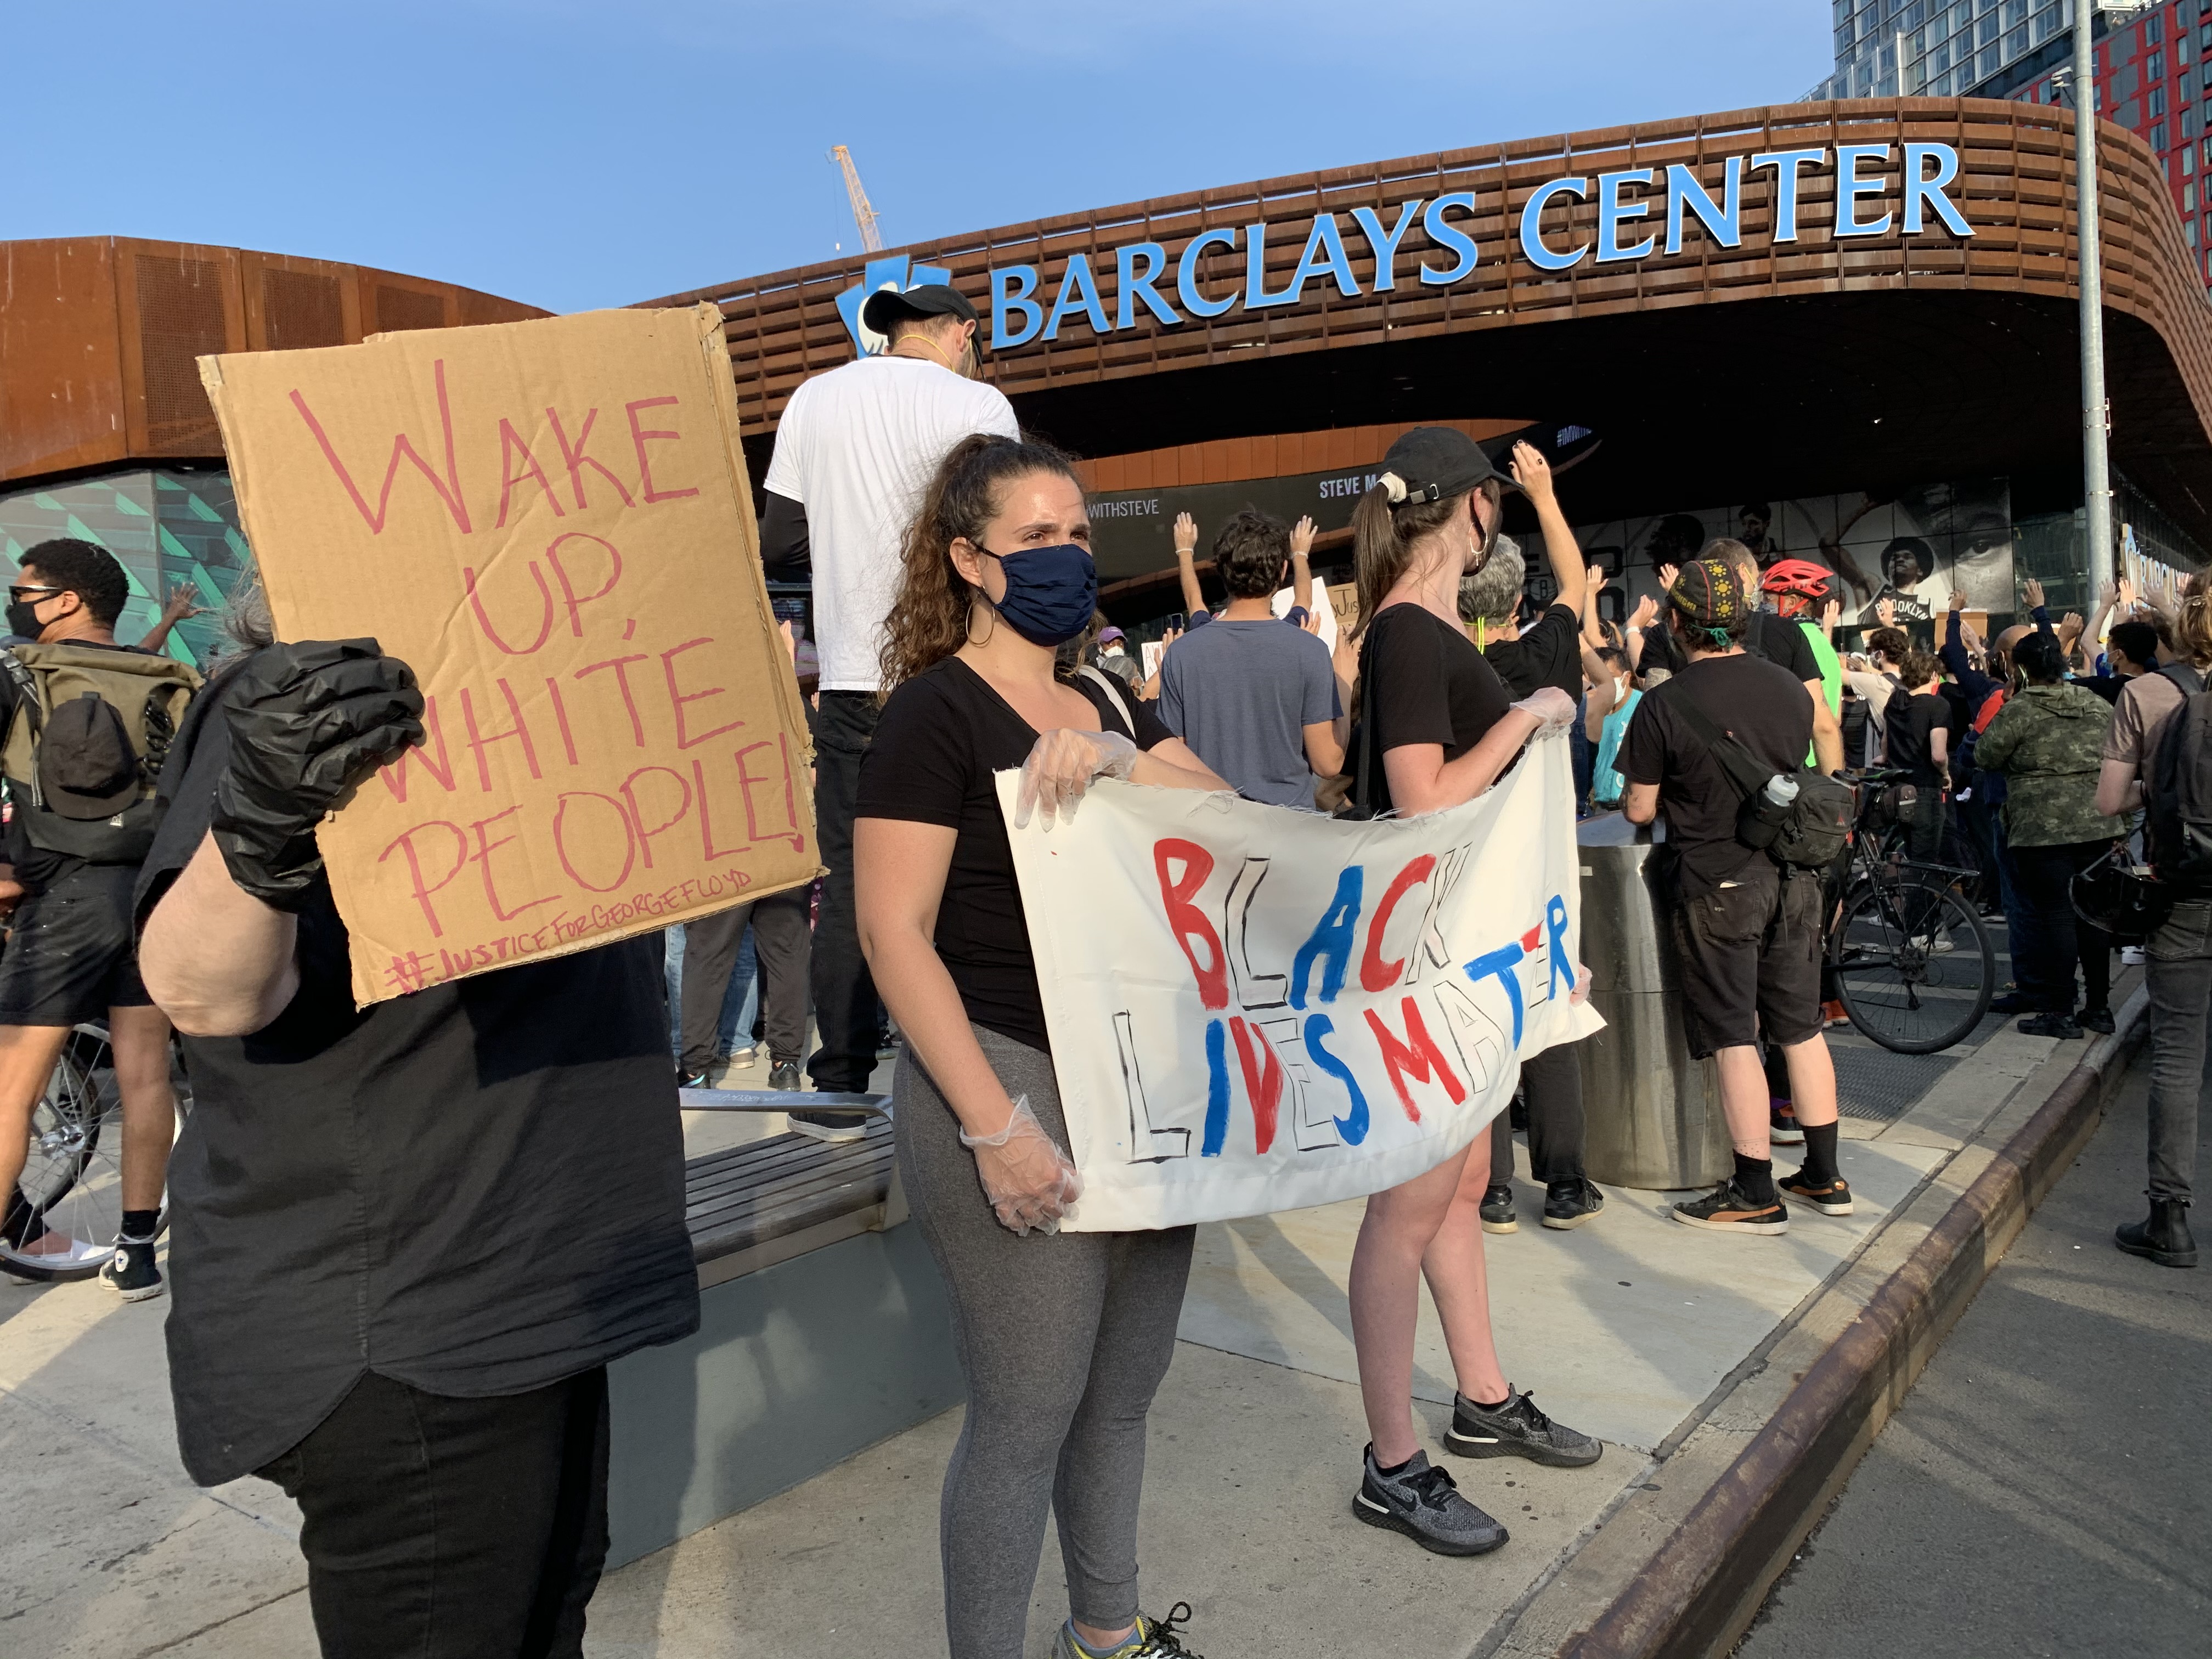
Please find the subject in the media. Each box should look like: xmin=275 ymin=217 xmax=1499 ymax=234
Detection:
xmin=1549 ymin=990 xmax=2151 ymax=1659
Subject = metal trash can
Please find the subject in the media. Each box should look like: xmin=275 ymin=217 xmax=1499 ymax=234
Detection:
xmin=1574 ymin=812 xmax=1731 ymax=1190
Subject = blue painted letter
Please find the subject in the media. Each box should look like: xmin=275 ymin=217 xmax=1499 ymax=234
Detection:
xmin=1177 ymin=228 xmax=1240 ymax=318
xmin=1418 ymin=191 xmax=1480 ymax=285
xmin=1750 ymin=147 xmax=1828 ymax=244
xmin=1042 ymin=253 xmax=1111 ymax=341
xmin=1288 ymin=212 xmax=1362 ymax=301
xmin=1664 ymin=157 xmax=1743 ymax=254
xmin=1836 ymin=144 xmax=1893 ymax=238
xmin=1902 ymin=143 xmax=1973 ymax=237
xmin=1305 ymin=1013 xmax=1369 ymax=1146
xmin=1464 ymin=941 xmax=1527 ymax=1046
xmin=1520 ymin=177 xmax=1589 ymax=271
xmin=1117 ymin=241 xmax=1180 ymax=329
xmin=1203 ymin=1018 xmax=1230 ymax=1157
xmin=1596 ymin=170 xmax=1655 ymax=262
xmin=1350 ymin=199 xmax=1424 ymax=291
xmin=1291 ymin=866 xmax=1364 ymax=1009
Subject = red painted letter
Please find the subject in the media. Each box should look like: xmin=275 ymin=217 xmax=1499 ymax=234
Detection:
xmin=1229 ymin=1016 xmax=1284 ymax=1154
xmin=625 ymin=396 xmax=701 ymax=504
xmin=290 ymin=359 xmax=472 ymax=535
xmin=377 ymin=820 xmax=469 ymax=936
xmin=545 ymin=405 xmax=636 ymax=511
xmin=1364 ymin=995 xmax=1465 ymax=1123
xmin=1360 ymin=854 xmax=1436 ymax=992
xmin=493 ymin=418 xmax=565 ymax=528
xmin=1154 ymin=838 xmax=1228 ymax=1010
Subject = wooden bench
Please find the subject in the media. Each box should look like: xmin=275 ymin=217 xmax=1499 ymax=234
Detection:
xmin=605 ymin=1091 xmax=962 ymax=1565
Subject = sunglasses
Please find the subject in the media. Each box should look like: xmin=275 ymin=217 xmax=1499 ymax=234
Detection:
xmin=6 ymin=585 xmax=63 ymax=605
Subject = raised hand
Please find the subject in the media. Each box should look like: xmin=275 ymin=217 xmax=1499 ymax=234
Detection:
xmin=1877 ymin=596 xmax=1897 ymax=627
xmin=1290 ymin=515 xmax=1316 ymax=557
xmin=2023 ymin=577 xmax=2045 ymax=610
xmin=1509 ymin=440 xmax=1555 ymax=504
xmin=1628 ymin=593 xmax=1659 ymax=630
xmin=1948 ymin=589 xmax=1970 ymax=614
xmin=1173 ymin=511 xmax=1198 ymax=557
xmin=1657 ymin=563 xmax=1679 ymax=593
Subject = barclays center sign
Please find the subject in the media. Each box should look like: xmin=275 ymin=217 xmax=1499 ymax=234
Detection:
xmin=836 ymin=142 xmax=1977 ymax=357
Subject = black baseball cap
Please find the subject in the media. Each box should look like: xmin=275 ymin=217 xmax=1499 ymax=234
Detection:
xmin=860 ymin=282 xmax=981 ymax=337
xmin=1376 ymin=426 xmax=1506 ymax=506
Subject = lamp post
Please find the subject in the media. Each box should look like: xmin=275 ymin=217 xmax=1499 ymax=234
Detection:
xmin=2071 ymin=0 xmax=2155 ymax=603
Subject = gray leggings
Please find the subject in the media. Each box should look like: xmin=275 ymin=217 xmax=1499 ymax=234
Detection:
xmin=895 ymin=1024 xmax=1195 ymax=1659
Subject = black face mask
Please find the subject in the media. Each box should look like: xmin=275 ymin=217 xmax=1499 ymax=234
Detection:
xmin=6 ymin=600 xmax=46 ymax=640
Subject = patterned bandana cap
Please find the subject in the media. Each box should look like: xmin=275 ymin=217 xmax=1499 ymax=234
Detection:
xmin=1667 ymin=556 xmax=1747 ymax=634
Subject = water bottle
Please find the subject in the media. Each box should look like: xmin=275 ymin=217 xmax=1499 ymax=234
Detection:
xmin=1741 ymin=772 xmax=1799 ymax=849
xmin=1762 ymin=775 xmax=1800 ymax=809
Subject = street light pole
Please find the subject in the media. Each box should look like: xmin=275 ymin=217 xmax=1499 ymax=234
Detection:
xmin=2074 ymin=7 xmax=2115 ymax=605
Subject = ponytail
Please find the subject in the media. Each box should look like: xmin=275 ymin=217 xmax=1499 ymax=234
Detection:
xmin=1352 ymin=476 xmax=1500 ymax=637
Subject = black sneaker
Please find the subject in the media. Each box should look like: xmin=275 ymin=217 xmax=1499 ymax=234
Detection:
xmin=1672 ymin=1179 xmax=1789 ymax=1235
xmin=100 ymin=1236 xmax=165 ymax=1303
xmin=2079 ymin=1005 xmax=2117 ymax=1035
xmin=1479 ymin=1183 xmax=1517 ymax=1235
xmin=1768 ymin=1101 xmax=1804 ymax=1145
xmin=1444 ymin=1390 xmax=1602 ymax=1467
xmin=1351 ymin=1446 xmax=1508 ymax=1556
xmin=1541 ymin=1178 xmax=1605 ymax=1231
xmin=2018 ymin=1012 xmax=2084 ymax=1039
xmin=1778 ymin=1171 xmax=1854 ymax=1215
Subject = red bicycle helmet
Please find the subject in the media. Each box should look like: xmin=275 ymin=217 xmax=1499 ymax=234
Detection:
xmin=1760 ymin=557 xmax=1833 ymax=600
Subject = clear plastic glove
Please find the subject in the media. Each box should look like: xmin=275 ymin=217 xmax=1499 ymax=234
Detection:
xmin=1511 ymin=686 xmax=1578 ymax=736
xmin=960 ymin=1093 xmax=1083 ymax=1235
xmin=1570 ymin=963 xmax=1593 ymax=1005
xmin=1014 ymin=727 xmax=1139 ymax=831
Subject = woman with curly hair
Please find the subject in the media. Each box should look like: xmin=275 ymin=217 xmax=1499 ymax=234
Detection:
xmin=855 ymin=433 xmax=1224 ymax=1659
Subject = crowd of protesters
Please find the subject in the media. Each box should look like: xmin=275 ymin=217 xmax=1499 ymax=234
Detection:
xmin=0 ymin=275 xmax=2200 ymax=1659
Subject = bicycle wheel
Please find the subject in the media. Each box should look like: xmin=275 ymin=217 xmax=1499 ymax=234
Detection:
xmin=1 ymin=1025 xmax=184 ymax=1284
xmin=1830 ymin=876 xmax=1995 ymax=1054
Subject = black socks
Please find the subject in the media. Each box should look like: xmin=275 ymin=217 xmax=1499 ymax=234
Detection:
xmin=1799 ymin=1122 xmax=1841 ymax=1187
xmin=121 ymin=1209 xmax=160 ymax=1243
xmin=1734 ymin=1152 xmax=1777 ymax=1205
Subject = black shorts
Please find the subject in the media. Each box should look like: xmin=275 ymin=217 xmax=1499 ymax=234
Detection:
xmin=0 ymin=864 xmax=153 ymax=1025
xmin=1670 ymin=862 xmax=1824 ymax=1059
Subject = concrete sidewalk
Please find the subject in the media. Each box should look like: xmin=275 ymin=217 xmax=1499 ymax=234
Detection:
xmin=0 ymin=976 xmax=2110 ymax=1658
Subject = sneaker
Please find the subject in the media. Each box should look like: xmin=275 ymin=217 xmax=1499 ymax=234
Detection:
xmin=768 ymin=1061 xmax=804 ymax=1092
xmin=1778 ymin=1171 xmax=1855 ymax=1216
xmin=1479 ymin=1183 xmax=1518 ymax=1234
xmin=677 ymin=1070 xmax=711 ymax=1090
xmin=726 ymin=1045 xmax=759 ymax=1067
xmin=1050 ymin=1602 xmax=1204 ymax=1658
xmin=1769 ymin=1101 xmax=1804 ymax=1145
xmin=2079 ymin=1005 xmax=2117 ymax=1035
xmin=100 ymin=1236 xmax=165 ymax=1302
xmin=1444 ymin=1389 xmax=1602 ymax=1467
xmin=1672 ymin=1179 xmax=1789 ymax=1235
xmin=2018 ymin=1012 xmax=2083 ymax=1039
xmin=2121 ymin=945 xmax=2147 ymax=967
xmin=1541 ymin=1178 xmax=1605 ymax=1230
xmin=1351 ymin=1446 xmax=1508 ymax=1556
xmin=1820 ymin=998 xmax=1850 ymax=1029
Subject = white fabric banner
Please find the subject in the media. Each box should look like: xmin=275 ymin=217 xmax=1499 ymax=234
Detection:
xmin=996 ymin=735 xmax=1603 ymax=1232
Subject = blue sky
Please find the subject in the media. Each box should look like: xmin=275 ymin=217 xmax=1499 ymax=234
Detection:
xmin=7 ymin=2 xmax=1830 ymax=315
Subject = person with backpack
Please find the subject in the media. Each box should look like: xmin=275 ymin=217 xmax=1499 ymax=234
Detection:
xmin=1620 ymin=557 xmax=1850 ymax=1235
xmin=1972 ymin=633 xmax=2121 ymax=1040
xmin=2094 ymin=575 xmax=2212 ymax=1269
xmin=0 ymin=539 xmax=200 ymax=1299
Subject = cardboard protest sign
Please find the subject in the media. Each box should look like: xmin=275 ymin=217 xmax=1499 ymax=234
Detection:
xmin=201 ymin=304 xmax=818 ymax=1006
xmin=998 ymin=737 xmax=1600 ymax=1232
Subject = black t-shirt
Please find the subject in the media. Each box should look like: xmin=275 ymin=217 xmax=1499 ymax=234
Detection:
xmin=1482 ymin=602 xmax=1580 ymax=699
xmin=0 ymin=636 xmax=155 ymax=893
xmin=1621 ymin=651 xmax=1814 ymax=894
xmin=1884 ymin=690 xmax=1949 ymax=788
xmin=134 ymin=660 xmax=699 ymax=1486
xmin=1743 ymin=612 xmax=1820 ymax=686
xmin=855 ymin=657 xmax=1173 ymax=1052
xmin=1361 ymin=603 xmax=1514 ymax=815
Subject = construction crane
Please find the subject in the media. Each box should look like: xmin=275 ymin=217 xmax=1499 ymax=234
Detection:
xmin=830 ymin=145 xmax=885 ymax=254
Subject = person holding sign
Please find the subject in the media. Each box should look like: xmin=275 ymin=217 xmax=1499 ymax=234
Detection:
xmin=855 ymin=434 xmax=1225 ymax=1659
xmin=1343 ymin=427 xmax=1602 ymax=1560
xmin=133 ymin=626 xmax=699 ymax=1659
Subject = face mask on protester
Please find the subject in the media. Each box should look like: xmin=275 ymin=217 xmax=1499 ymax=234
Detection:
xmin=5 ymin=596 xmax=50 ymax=639
xmin=975 ymin=542 xmax=1098 ymax=647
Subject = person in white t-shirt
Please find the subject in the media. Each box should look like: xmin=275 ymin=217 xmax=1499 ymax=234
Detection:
xmin=759 ymin=284 xmax=1020 ymax=1132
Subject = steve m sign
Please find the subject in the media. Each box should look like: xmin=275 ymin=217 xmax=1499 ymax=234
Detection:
xmin=979 ymin=142 xmax=1973 ymax=351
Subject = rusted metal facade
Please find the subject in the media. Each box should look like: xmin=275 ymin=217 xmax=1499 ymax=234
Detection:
xmin=646 ymin=98 xmax=2212 ymax=550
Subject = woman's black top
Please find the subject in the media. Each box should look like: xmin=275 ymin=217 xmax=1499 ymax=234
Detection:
xmin=857 ymin=657 xmax=1174 ymax=1051
xmin=1359 ymin=602 xmax=1514 ymax=815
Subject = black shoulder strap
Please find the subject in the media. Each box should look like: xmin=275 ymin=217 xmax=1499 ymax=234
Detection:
xmin=1664 ymin=685 xmax=1776 ymax=803
xmin=1351 ymin=633 xmax=1383 ymax=814
xmin=2157 ymin=661 xmax=2205 ymax=698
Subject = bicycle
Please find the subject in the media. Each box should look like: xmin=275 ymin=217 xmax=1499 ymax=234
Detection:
xmin=1825 ymin=769 xmax=1996 ymax=1055
xmin=1 ymin=1023 xmax=189 ymax=1285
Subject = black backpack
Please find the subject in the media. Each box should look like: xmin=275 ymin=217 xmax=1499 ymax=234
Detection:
xmin=1670 ymin=692 xmax=1853 ymax=868
xmin=2145 ymin=662 xmax=2212 ymax=889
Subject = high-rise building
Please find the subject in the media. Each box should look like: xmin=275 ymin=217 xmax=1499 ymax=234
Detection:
xmin=1809 ymin=2 xmax=2212 ymax=289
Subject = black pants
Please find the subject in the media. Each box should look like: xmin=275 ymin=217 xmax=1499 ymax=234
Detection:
xmin=809 ymin=691 xmax=882 ymax=1091
xmin=256 ymin=1369 xmax=611 ymax=1659
xmin=679 ymin=884 xmax=812 ymax=1074
xmin=2008 ymin=838 xmax=2114 ymax=1014
xmin=1491 ymin=1041 xmax=1586 ymax=1185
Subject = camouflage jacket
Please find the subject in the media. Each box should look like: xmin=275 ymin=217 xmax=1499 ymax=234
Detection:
xmin=1973 ymin=683 xmax=2123 ymax=848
